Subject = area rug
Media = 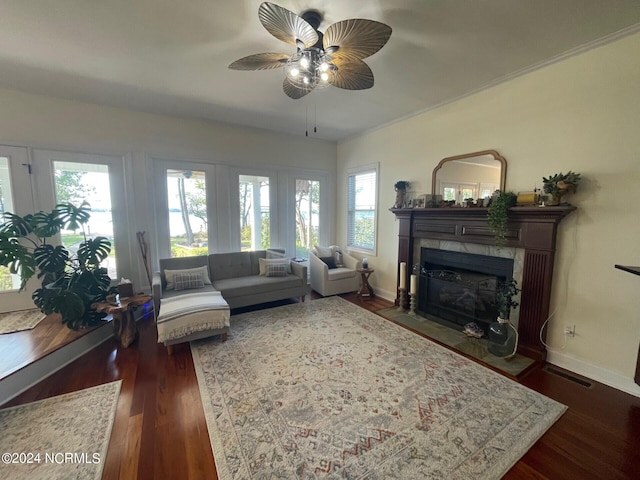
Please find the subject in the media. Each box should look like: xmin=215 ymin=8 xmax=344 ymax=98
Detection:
xmin=0 ymin=380 xmax=121 ymax=480
xmin=191 ymin=297 xmax=566 ymax=480
xmin=0 ymin=309 xmax=46 ymax=334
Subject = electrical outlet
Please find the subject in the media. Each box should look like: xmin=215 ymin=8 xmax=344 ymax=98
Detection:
xmin=564 ymin=325 xmax=575 ymax=337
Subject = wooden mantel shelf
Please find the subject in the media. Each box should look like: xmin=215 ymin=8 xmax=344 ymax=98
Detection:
xmin=391 ymin=205 xmax=577 ymax=361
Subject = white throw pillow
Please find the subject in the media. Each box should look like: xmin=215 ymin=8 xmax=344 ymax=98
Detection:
xmin=259 ymin=257 xmax=291 ymax=276
xmin=164 ymin=265 xmax=211 ymax=290
xmin=314 ymin=245 xmax=333 ymax=258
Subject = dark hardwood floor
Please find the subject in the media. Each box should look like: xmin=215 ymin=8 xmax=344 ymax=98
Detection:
xmin=2 ymin=293 xmax=640 ymax=479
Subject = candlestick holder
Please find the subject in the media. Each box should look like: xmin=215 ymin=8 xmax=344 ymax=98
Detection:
xmin=409 ymin=292 xmax=417 ymax=316
xmin=397 ymin=287 xmax=407 ymax=311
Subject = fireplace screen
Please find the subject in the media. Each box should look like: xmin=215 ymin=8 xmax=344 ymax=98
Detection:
xmin=424 ymin=270 xmax=498 ymax=327
xmin=419 ymin=248 xmax=514 ymax=334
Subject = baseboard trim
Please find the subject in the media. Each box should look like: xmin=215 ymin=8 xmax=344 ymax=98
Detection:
xmin=373 ymin=287 xmax=395 ymax=303
xmin=0 ymin=322 xmax=114 ymax=406
xmin=547 ymin=350 xmax=640 ymax=398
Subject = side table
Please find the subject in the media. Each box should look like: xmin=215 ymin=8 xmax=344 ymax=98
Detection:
xmin=357 ymin=268 xmax=375 ymax=298
xmin=92 ymin=293 xmax=152 ymax=348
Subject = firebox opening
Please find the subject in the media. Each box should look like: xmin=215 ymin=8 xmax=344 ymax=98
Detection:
xmin=418 ymin=248 xmax=514 ymax=336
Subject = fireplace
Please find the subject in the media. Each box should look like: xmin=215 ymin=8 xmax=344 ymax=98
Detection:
xmin=418 ymin=248 xmax=514 ymax=335
xmin=391 ymin=206 xmax=576 ymax=360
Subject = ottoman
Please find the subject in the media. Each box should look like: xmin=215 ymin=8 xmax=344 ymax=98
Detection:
xmin=156 ymin=291 xmax=230 ymax=354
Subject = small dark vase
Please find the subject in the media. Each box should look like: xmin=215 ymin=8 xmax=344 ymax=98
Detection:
xmin=488 ymin=317 xmax=517 ymax=357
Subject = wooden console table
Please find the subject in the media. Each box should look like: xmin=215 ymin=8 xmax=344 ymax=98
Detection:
xmin=92 ymin=294 xmax=152 ymax=348
xmin=615 ymin=264 xmax=640 ymax=386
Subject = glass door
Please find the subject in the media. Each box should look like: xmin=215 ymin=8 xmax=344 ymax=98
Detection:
xmin=0 ymin=146 xmax=34 ymax=311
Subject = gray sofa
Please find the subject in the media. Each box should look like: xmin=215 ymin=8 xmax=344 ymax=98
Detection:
xmin=152 ymin=249 xmax=310 ymax=314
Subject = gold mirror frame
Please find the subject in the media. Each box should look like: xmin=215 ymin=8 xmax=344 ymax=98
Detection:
xmin=431 ymin=150 xmax=507 ymax=197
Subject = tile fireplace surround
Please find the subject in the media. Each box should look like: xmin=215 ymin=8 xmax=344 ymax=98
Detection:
xmin=391 ymin=206 xmax=576 ymax=361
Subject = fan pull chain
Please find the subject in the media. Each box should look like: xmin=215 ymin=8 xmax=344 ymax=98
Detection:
xmin=314 ymin=104 xmax=317 ymax=133
xmin=305 ymin=105 xmax=308 ymax=137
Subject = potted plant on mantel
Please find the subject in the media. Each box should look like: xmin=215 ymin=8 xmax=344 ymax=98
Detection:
xmin=0 ymin=202 xmax=116 ymax=330
xmin=487 ymin=190 xmax=517 ymax=247
xmin=394 ymin=180 xmax=410 ymax=208
xmin=488 ymin=278 xmax=520 ymax=358
xmin=542 ymin=171 xmax=582 ymax=206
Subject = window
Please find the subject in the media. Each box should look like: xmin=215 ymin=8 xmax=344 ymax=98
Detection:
xmin=239 ymin=174 xmax=270 ymax=251
xmin=0 ymin=157 xmax=17 ymax=291
xmin=0 ymin=146 xmax=33 ymax=302
xmin=442 ymin=182 xmax=477 ymax=204
xmin=347 ymin=165 xmax=378 ymax=253
xmin=53 ymin=161 xmax=118 ymax=278
xmin=166 ymin=169 xmax=208 ymax=258
xmin=294 ymin=178 xmax=320 ymax=258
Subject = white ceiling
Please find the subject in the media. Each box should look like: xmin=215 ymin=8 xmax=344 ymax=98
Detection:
xmin=0 ymin=0 xmax=639 ymax=142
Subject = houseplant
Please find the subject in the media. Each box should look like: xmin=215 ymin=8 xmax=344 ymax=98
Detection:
xmin=0 ymin=202 xmax=115 ymax=330
xmin=487 ymin=191 xmax=517 ymax=247
xmin=542 ymin=171 xmax=582 ymax=205
xmin=394 ymin=180 xmax=410 ymax=208
xmin=488 ymin=278 xmax=520 ymax=358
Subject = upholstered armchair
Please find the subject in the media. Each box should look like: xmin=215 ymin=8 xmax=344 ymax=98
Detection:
xmin=310 ymin=245 xmax=362 ymax=296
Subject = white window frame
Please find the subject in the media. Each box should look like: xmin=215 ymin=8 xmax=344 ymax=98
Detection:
xmin=31 ymin=149 xmax=131 ymax=283
xmin=152 ymin=159 xmax=217 ymax=259
xmin=0 ymin=146 xmax=36 ymax=311
xmin=346 ymin=163 xmax=378 ymax=255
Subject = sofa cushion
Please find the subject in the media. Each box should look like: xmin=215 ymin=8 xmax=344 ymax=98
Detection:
xmin=327 ymin=267 xmax=357 ymax=281
xmin=259 ymin=257 xmax=291 ymax=275
xmin=165 ymin=265 xmax=211 ymax=290
xmin=174 ymin=272 xmax=205 ymax=291
xmin=209 ymin=251 xmax=254 ymax=280
xmin=213 ymin=275 xmax=301 ymax=299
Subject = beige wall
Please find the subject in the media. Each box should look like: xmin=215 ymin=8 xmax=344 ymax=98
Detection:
xmin=337 ymin=32 xmax=640 ymax=395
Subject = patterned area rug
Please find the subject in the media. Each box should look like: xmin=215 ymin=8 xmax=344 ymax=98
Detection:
xmin=0 ymin=381 xmax=121 ymax=479
xmin=191 ymin=297 xmax=566 ymax=479
xmin=0 ymin=309 xmax=46 ymax=334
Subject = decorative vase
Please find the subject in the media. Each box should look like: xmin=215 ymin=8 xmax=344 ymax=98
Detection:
xmin=394 ymin=188 xmax=406 ymax=208
xmin=546 ymin=192 xmax=561 ymax=206
xmin=488 ymin=317 xmax=518 ymax=358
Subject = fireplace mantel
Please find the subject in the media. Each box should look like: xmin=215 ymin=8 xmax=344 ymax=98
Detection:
xmin=391 ymin=206 xmax=576 ymax=361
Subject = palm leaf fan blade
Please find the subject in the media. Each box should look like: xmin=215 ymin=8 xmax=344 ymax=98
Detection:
xmin=331 ymin=59 xmax=374 ymax=90
xmin=323 ymin=19 xmax=392 ymax=63
xmin=229 ymin=52 xmax=290 ymax=70
xmin=258 ymin=2 xmax=318 ymax=48
xmin=283 ymin=77 xmax=314 ymax=99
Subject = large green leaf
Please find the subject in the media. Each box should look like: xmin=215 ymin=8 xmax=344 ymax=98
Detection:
xmin=0 ymin=212 xmax=34 ymax=237
xmin=33 ymin=287 xmax=86 ymax=329
xmin=34 ymin=244 xmax=69 ymax=276
xmin=0 ymin=236 xmax=36 ymax=289
xmin=77 ymin=236 xmax=111 ymax=266
xmin=56 ymin=202 xmax=91 ymax=231
xmin=29 ymin=210 xmax=64 ymax=238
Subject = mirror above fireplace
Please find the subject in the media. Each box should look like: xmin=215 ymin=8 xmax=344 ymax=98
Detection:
xmin=432 ymin=150 xmax=506 ymax=202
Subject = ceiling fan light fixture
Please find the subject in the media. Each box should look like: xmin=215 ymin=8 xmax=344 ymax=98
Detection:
xmin=284 ymin=48 xmax=335 ymax=90
xmin=230 ymin=2 xmax=392 ymax=99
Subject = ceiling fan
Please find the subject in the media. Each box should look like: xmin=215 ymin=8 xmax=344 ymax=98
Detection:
xmin=229 ymin=2 xmax=392 ymax=99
